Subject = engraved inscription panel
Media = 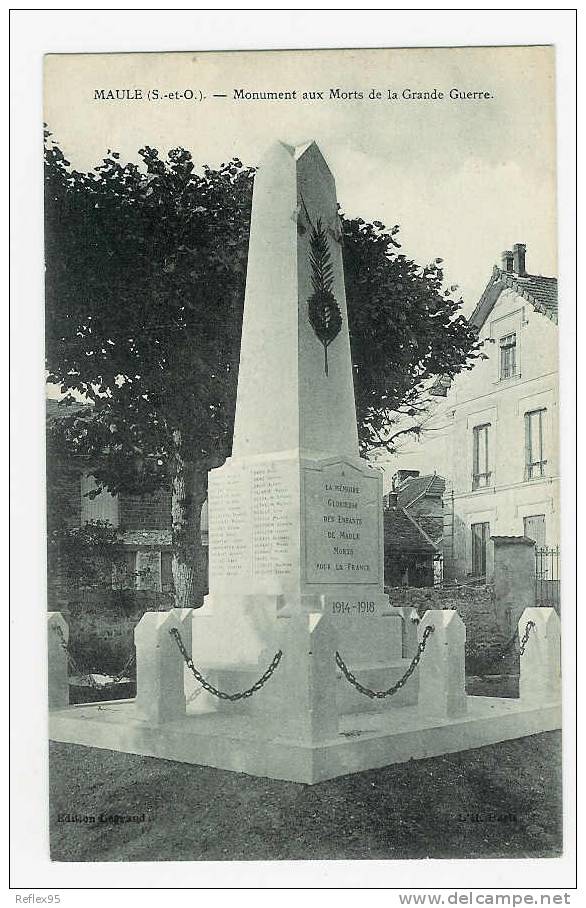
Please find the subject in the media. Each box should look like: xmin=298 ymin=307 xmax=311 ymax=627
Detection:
xmin=208 ymin=465 xmax=251 ymax=579
xmin=251 ymin=462 xmax=296 ymax=577
xmin=304 ymin=462 xmax=381 ymax=585
xmin=209 ymin=460 xmax=297 ymax=583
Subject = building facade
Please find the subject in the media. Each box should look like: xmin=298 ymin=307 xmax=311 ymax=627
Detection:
xmin=384 ymin=244 xmax=559 ymax=579
xmin=47 ymin=400 xmax=176 ymax=606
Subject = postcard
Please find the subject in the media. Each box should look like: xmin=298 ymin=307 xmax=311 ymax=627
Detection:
xmin=42 ymin=44 xmax=563 ymax=871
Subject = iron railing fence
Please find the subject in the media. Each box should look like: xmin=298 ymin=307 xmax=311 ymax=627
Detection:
xmin=535 ymin=545 xmax=560 ymax=608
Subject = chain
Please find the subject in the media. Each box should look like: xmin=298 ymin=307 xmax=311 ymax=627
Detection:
xmin=51 ymin=624 xmax=100 ymax=689
xmin=110 ymin=651 xmax=136 ymax=684
xmin=479 ymin=619 xmax=537 ymax=670
xmin=336 ymin=624 xmax=435 ymax=700
xmin=518 ymin=619 xmax=536 ymax=656
xmin=169 ymin=627 xmax=283 ymax=701
xmin=482 ymin=629 xmax=519 ymax=668
xmin=50 ymin=624 xmax=135 ymax=688
xmin=186 ymin=682 xmax=204 ymax=704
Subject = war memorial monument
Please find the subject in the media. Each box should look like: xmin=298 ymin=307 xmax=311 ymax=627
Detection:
xmin=48 ymin=141 xmax=561 ymax=784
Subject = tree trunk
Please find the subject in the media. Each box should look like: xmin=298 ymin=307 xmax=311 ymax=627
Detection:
xmin=171 ymin=430 xmax=208 ymax=610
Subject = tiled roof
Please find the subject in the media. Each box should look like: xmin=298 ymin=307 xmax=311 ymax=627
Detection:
xmin=383 ymin=507 xmax=437 ymax=554
xmin=46 ymin=398 xmax=90 ymax=423
xmin=415 ymin=514 xmax=444 ymax=543
xmin=470 ymin=266 xmax=558 ymax=330
xmin=396 ymin=474 xmax=445 ymax=510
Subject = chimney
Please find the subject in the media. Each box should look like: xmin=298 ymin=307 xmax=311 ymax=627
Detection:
xmin=384 ymin=491 xmax=398 ymax=509
xmin=392 ymin=469 xmax=420 ymax=491
xmin=501 ymin=249 xmax=514 ymax=272
xmin=513 ymin=243 xmax=526 ymax=276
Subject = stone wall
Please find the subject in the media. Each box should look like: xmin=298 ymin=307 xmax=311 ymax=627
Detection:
xmin=119 ymin=488 xmax=173 ymax=530
xmin=386 ymin=584 xmax=514 ymax=675
xmin=61 ymin=589 xmax=172 ymax=676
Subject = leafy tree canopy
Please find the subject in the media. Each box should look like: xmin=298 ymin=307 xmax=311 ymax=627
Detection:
xmin=44 ymin=128 xmax=481 ymax=606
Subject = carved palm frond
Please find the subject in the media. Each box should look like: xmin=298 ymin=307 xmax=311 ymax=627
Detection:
xmin=307 ymin=218 xmax=342 ymax=376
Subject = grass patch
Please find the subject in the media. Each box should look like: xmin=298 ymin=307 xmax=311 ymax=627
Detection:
xmin=50 ymin=732 xmax=561 ymax=862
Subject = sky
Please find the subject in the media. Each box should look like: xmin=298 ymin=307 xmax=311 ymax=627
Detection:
xmin=44 ymin=46 xmax=557 ymax=314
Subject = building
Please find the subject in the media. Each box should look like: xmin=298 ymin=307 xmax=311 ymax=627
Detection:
xmin=393 ymin=470 xmax=445 ymax=547
xmin=47 ymin=400 xmax=175 ymax=607
xmin=382 ymin=474 xmax=444 ymax=586
xmin=385 ymin=243 xmax=558 ymax=579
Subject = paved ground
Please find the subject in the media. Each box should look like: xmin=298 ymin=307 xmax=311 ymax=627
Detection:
xmin=49 ymin=731 xmax=562 ymax=862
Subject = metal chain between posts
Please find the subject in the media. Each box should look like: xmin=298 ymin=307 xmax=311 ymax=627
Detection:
xmin=186 ymin=682 xmax=204 ymax=704
xmin=518 ymin=619 xmax=536 ymax=656
xmin=169 ymin=627 xmax=283 ymax=702
xmin=51 ymin=624 xmax=135 ymax=689
xmin=110 ymin=651 xmax=136 ymax=684
xmin=336 ymin=624 xmax=435 ymax=700
xmin=481 ymin=619 xmax=537 ymax=669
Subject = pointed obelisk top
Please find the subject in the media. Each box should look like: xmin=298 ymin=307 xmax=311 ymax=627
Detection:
xmin=232 ymin=140 xmax=359 ymax=460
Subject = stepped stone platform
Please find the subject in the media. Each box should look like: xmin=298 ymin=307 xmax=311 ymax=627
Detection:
xmin=49 ymin=692 xmax=561 ymax=785
xmin=47 ymin=141 xmax=562 ymax=786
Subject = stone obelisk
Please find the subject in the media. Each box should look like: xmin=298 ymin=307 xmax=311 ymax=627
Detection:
xmin=192 ymin=141 xmax=402 ymax=736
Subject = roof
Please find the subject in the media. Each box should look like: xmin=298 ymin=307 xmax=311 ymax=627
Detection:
xmin=428 ymin=260 xmax=557 ymax=397
xmin=415 ymin=514 xmax=444 ymax=544
xmin=383 ymin=507 xmax=437 ymax=554
xmin=491 ymin=535 xmax=536 ymax=547
xmin=470 ymin=265 xmax=558 ymax=331
xmin=46 ymin=397 xmax=90 ymax=424
xmin=396 ymin=473 xmax=445 ymax=510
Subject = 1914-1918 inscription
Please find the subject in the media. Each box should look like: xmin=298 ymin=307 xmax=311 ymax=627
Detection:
xmin=304 ymin=462 xmax=381 ymax=585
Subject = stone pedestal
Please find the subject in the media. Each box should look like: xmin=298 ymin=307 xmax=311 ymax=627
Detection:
xmin=418 ymin=609 xmax=467 ymax=718
xmin=490 ymin=535 xmax=536 ymax=635
xmin=192 ymin=141 xmax=400 ymax=740
xmin=135 ymin=608 xmax=193 ymax=724
xmin=47 ymin=140 xmax=563 ymax=782
xmin=518 ymin=607 xmax=561 ymax=704
xmin=48 ymin=612 xmax=69 ymax=710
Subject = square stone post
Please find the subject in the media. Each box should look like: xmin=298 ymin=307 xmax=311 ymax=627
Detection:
xmin=384 ymin=606 xmax=420 ymax=657
xmin=258 ymin=611 xmax=338 ymax=744
xmin=490 ymin=536 xmax=536 ymax=635
xmin=134 ymin=608 xmax=193 ymax=724
xmin=417 ymin=609 xmax=467 ymax=717
xmin=48 ymin=612 xmax=69 ymax=710
xmin=518 ymin=607 xmax=561 ymax=704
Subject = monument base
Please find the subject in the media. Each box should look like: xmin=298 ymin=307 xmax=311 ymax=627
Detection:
xmin=49 ymin=695 xmax=561 ymax=785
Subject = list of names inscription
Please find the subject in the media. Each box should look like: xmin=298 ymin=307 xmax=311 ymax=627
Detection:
xmin=209 ymin=461 xmax=296 ymax=581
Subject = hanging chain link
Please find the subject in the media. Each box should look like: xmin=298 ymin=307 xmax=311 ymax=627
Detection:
xmin=169 ymin=627 xmax=283 ymax=702
xmin=51 ymin=624 xmax=100 ymax=689
xmin=518 ymin=619 xmax=536 ymax=656
xmin=51 ymin=624 xmax=135 ymax=688
xmin=336 ymin=624 xmax=435 ymax=700
xmin=186 ymin=682 xmax=204 ymax=704
xmin=480 ymin=619 xmax=537 ymax=669
xmin=110 ymin=651 xmax=136 ymax=684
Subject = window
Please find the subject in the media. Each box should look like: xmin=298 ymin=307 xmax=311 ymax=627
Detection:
xmin=499 ymin=333 xmax=517 ymax=379
xmin=525 ymin=409 xmax=547 ymax=479
xmin=136 ymin=551 xmax=162 ymax=591
xmin=472 ymin=424 xmax=491 ymax=489
xmin=80 ymin=472 xmax=119 ymax=527
xmin=524 ymin=515 xmax=546 ymax=548
xmin=471 ymin=522 xmax=490 ymax=576
xmin=112 ymin=551 xmax=136 ymax=590
xmin=112 ymin=549 xmax=172 ymax=592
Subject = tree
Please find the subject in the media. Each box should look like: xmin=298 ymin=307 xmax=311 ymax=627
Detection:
xmin=45 ymin=130 xmax=480 ymax=608
xmin=342 ymin=217 xmax=482 ymax=453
